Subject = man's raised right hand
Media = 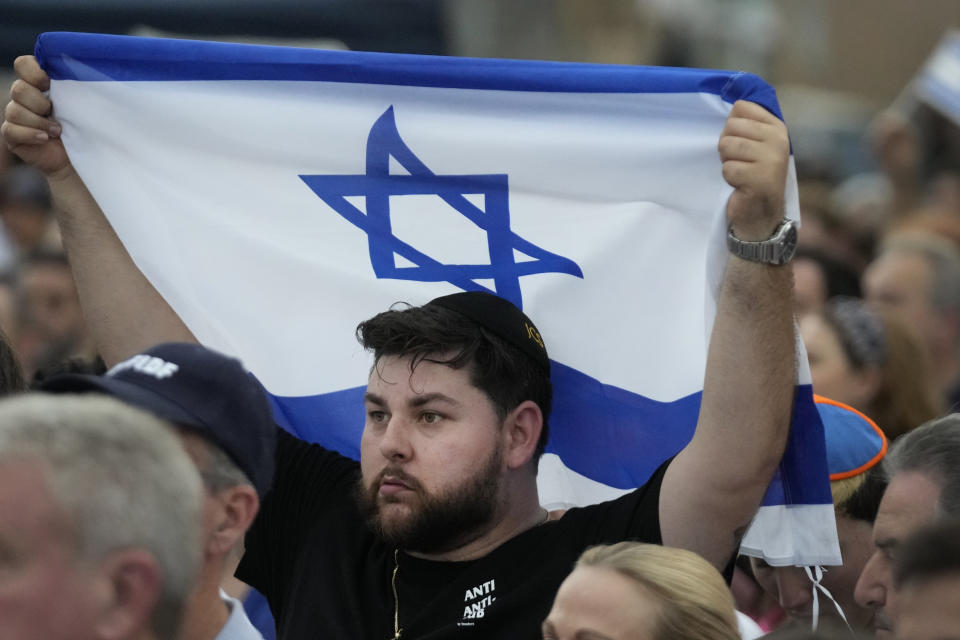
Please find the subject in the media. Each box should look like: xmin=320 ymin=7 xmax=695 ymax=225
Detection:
xmin=2 ymin=55 xmax=73 ymax=179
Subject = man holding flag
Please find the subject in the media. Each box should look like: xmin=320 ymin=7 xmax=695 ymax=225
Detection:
xmin=4 ymin=48 xmax=796 ymax=639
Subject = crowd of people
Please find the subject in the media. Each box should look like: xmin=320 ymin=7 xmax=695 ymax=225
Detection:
xmin=1 ymin=41 xmax=960 ymax=640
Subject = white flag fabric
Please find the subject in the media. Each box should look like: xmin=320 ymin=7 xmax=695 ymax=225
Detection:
xmin=916 ymin=29 xmax=960 ymax=126
xmin=37 ymin=31 xmax=839 ymax=566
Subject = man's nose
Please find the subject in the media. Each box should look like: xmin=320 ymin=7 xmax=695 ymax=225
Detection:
xmin=378 ymin=416 xmax=413 ymax=461
xmin=854 ymin=551 xmax=886 ymax=610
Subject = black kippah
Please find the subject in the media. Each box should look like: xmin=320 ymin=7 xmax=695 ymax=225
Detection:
xmin=427 ymin=291 xmax=550 ymax=374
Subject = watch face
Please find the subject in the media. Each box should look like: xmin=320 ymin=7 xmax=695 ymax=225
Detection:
xmin=780 ymin=221 xmax=799 ymax=264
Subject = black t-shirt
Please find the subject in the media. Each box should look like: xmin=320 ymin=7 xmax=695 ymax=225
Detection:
xmin=238 ymin=428 xmax=667 ymax=639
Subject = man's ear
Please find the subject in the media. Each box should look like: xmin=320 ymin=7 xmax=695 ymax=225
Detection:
xmin=93 ymin=549 xmax=162 ymax=640
xmin=503 ymin=400 xmax=543 ymax=470
xmin=207 ymin=486 xmax=259 ymax=558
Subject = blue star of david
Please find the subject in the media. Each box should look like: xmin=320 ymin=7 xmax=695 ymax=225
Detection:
xmin=299 ymin=106 xmax=583 ymax=309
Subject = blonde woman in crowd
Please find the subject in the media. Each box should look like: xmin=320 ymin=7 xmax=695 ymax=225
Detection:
xmin=542 ymin=542 xmax=740 ymax=640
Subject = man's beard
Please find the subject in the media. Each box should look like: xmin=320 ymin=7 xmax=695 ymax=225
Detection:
xmin=356 ymin=443 xmax=503 ymax=554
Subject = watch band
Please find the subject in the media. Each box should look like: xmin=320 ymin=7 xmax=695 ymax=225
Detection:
xmin=726 ymin=219 xmax=798 ymax=266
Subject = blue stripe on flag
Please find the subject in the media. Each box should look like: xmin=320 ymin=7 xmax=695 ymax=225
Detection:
xmin=34 ymin=31 xmax=780 ymax=115
xmin=268 ymin=362 xmax=831 ymax=506
xmin=761 ymin=385 xmax=831 ymax=507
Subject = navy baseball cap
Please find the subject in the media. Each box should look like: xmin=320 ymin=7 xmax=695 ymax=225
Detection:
xmin=40 ymin=342 xmax=276 ymax=497
xmin=427 ymin=291 xmax=550 ymax=374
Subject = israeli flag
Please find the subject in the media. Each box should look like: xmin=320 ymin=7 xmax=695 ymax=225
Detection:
xmin=37 ymin=31 xmax=838 ymax=566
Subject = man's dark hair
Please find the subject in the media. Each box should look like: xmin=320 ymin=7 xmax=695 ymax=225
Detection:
xmin=836 ymin=465 xmax=887 ymax=523
xmin=882 ymin=413 xmax=960 ymax=518
xmin=30 ymin=355 xmax=106 ymax=389
xmin=893 ymin=519 xmax=960 ymax=589
xmin=356 ymin=301 xmax=552 ymax=462
xmin=794 ymin=247 xmax=861 ymax=300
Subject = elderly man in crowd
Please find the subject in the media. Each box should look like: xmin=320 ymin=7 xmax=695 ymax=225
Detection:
xmin=42 ymin=341 xmax=277 ymax=640
xmin=0 ymin=393 xmax=203 ymax=640
xmin=854 ymin=413 xmax=960 ymax=638
xmin=863 ymin=232 xmax=960 ymax=411
xmin=891 ymin=520 xmax=960 ymax=640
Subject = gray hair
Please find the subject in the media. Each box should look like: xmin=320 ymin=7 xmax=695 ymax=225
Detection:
xmin=880 ymin=232 xmax=960 ymax=314
xmin=193 ymin=435 xmax=252 ymax=494
xmin=882 ymin=413 xmax=960 ymax=519
xmin=184 ymin=432 xmax=253 ymax=563
xmin=0 ymin=394 xmax=203 ymax=640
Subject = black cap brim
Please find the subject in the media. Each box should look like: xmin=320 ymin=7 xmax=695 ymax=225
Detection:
xmin=41 ymin=373 xmax=207 ymax=434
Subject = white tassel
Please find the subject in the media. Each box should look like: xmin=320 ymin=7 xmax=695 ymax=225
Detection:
xmin=803 ymin=565 xmax=854 ymax=634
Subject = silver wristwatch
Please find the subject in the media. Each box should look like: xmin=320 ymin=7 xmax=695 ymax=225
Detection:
xmin=726 ymin=219 xmax=798 ymax=266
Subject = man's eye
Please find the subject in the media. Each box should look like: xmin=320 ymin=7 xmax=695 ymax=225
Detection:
xmin=368 ymin=410 xmax=388 ymax=423
xmin=421 ymin=412 xmax=442 ymax=424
